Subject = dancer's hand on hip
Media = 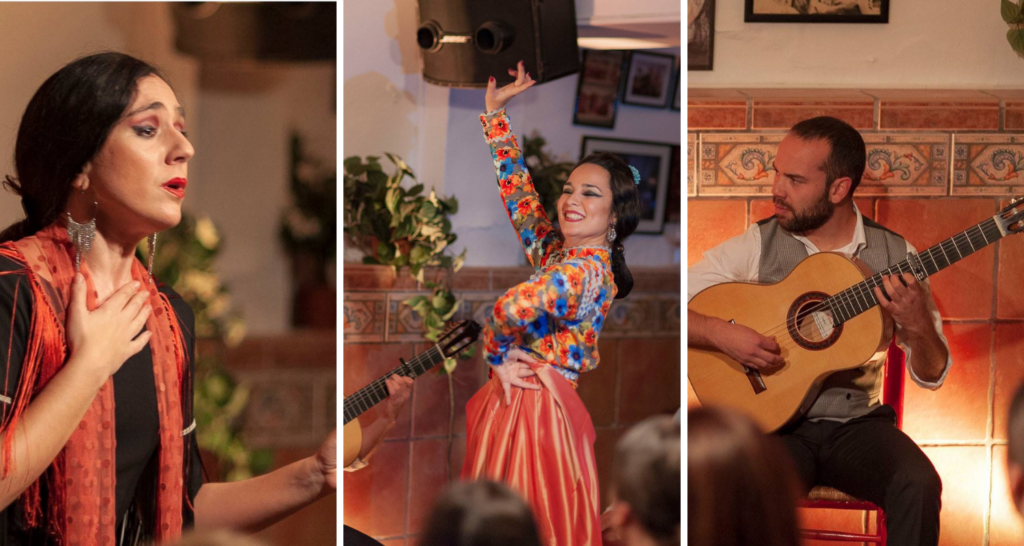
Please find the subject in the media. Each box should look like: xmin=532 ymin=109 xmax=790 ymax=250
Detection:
xmin=485 ymin=61 xmax=536 ymax=113
xmin=491 ymin=348 xmax=541 ymax=406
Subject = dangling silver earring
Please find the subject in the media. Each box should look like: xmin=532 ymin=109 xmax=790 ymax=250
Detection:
xmin=607 ymin=226 xmax=617 ymax=243
xmin=66 ymin=193 xmax=97 ymax=273
xmin=147 ymin=233 xmax=157 ymax=278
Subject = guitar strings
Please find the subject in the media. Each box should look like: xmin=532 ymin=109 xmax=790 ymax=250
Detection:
xmin=343 ymin=345 xmax=440 ymax=420
xmin=743 ymin=221 xmax=1002 ymax=352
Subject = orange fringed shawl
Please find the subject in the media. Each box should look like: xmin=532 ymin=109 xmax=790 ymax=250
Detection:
xmin=0 ymin=223 xmax=189 ymax=545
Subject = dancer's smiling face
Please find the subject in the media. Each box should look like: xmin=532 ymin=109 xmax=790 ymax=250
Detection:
xmin=557 ymin=163 xmax=615 ymax=248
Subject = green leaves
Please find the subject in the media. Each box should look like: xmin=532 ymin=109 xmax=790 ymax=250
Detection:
xmin=1004 ymin=0 xmax=1024 ymax=24
xmin=346 ymin=152 xmax=470 ymax=371
xmin=1010 ymin=27 xmax=1024 ymax=55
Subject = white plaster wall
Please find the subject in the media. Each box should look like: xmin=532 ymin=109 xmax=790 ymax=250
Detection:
xmin=0 ymin=3 xmax=334 ymax=334
xmin=342 ymin=0 xmax=450 ymax=193
xmin=444 ymin=48 xmax=681 ymax=267
xmin=690 ymin=0 xmax=1024 ymax=88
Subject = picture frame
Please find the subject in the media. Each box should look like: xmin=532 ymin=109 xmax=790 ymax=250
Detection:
xmin=622 ymin=51 xmax=675 ymax=108
xmin=672 ymin=69 xmax=681 ymax=110
xmin=573 ymin=49 xmax=626 ymax=128
xmin=581 ymin=137 xmax=674 ymax=234
xmin=688 ymin=0 xmax=715 ymax=70
xmin=744 ymin=0 xmax=889 ymax=23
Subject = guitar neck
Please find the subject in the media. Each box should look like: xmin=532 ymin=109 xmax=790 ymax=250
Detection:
xmin=342 ymin=345 xmax=443 ymax=425
xmin=829 ymin=217 xmax=1005 ymax=325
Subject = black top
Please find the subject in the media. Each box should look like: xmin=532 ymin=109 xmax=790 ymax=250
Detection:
xmin=0 ymin=255 xmax=203 ymax=542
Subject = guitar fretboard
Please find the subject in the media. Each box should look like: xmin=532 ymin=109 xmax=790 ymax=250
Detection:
xmin=342 ymin=345 xmax=443 ymax=425
xmin=824 ymin=218 xmax=1003 ymax=325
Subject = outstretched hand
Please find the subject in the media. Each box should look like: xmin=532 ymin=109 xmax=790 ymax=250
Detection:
xmin=491 ymin=347 xmax=542 ymax=406
xmin=485 ymin=61 xmax=536 ymax=113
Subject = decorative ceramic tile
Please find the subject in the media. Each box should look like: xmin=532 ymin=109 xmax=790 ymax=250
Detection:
xmin=952 ymin=134 xmax=1024 ymax=196
xmin=603 ymin=295 xmax=659 ymax=338
xmin=858 ymin=133 xmax=949 ymax=196
xmin=343 ymin=293 xmax=386 ymax=342
xmin=460 ymin=292 xmax=502 ymax=327
xmin=699 ymin=133 xmax=784 ymax=196
xmin=240 ymin=371 xmax=319 ymax=448
xmin=386 ymin=291 xmax=428 ymax=342
xmin=687 ymin=133 xmax=697 ymax=196
xmin=659 ymin=295 xmax=681 ymax=334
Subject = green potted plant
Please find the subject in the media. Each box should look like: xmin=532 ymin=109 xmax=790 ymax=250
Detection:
xmin=343 ymin=153 xmax=470 ymax=366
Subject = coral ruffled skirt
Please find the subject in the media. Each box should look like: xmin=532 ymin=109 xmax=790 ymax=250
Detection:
xmin=462 ymin=364 xmax=601 ymax=546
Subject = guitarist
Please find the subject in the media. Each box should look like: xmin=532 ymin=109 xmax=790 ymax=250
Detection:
xmin=342 ymin=374 xmax=413 ymax=545
xmin=688 ymin=116 xmax=951 ymax=546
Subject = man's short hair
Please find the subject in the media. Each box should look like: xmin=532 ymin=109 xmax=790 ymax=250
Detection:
xmin=789 ymin=116 xmax=866 ymax=195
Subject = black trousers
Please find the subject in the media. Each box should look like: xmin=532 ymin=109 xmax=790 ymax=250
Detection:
xmin=343 ymin=525 xmax=383 ymax=546
xmin=776 ymin=405 xmax=941 ymax=546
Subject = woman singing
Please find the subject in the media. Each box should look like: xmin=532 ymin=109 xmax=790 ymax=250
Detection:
xmin=462 ymin=62 xmax=642 ymax=545
xmin=0 ymin=52 xmax=335 ymax=545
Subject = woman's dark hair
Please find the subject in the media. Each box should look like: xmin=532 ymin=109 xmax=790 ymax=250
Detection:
xmin=1 ymin=52 xmax=162 ymax=243
xmin=419 ymin=480 xmax=542 ymax=546
xmin=612 ymin=415 xmax=681 ymax=546
xmin=573 ymin=152 xmax=641 ymax=299
xmin=688 ymin=407 xmax=802 ymax=546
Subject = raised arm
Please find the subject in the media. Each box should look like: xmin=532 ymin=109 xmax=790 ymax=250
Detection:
xmin=481 ymin=62 xmax=560 ymax=268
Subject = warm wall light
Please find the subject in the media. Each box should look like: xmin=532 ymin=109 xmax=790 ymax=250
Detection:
xmin=577 ymin=37 xmax=674 ymax=50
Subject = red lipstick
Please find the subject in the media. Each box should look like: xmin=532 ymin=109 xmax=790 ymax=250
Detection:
xmin=163 ymin=177 xmax=187 ymax=199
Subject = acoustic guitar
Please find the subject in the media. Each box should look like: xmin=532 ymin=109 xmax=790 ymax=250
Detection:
xmin=688 ymin=198 xmax=1024 ymax=433
xmin=343 ymin=320 xmax=480 ymax=467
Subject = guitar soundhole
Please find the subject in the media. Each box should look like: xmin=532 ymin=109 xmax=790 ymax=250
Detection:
xmin=787 ymin=291 xmax=842 ymax=351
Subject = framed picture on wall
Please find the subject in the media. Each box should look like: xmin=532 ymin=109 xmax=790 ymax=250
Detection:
xmin=672 ymin=70 xmax=681 ymax=110
xmin=573 ymin=49 xmax=626 ymax=128
xmin=622 ymin=52 xmax=675 ymax=108
xmin=581 ymin=137 xmax=673 ymax=234
xmin=744 ymin=0 xmax=889 ymax=23
xmin=688 ymin=0 xmax=715 ymax=70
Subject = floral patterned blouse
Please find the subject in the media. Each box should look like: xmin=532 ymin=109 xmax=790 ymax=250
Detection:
xmin=480 ymin=108 xmax=617 ymax=387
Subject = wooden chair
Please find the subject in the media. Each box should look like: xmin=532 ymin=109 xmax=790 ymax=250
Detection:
xmin=797 ymin=341 xmax=906 ymax=545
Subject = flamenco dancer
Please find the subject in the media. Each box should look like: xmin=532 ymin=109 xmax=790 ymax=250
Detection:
xmin=462 ymin=62 xmax=643 ymax=546
xmin=0 ymin=52 xmax=336 ymax=545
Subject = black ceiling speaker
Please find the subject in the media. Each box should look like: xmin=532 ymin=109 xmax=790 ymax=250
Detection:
xmin=173 ymin=2 xmax=336 ymax=62
xmin=416 ymin=0 xmax=580 ymax=88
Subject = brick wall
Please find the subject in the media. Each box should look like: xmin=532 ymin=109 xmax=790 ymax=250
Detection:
xmin=342 ymin=264 xmax=681 ymax=545
xmin=688 ymin=89 xmax=1024 ymax=546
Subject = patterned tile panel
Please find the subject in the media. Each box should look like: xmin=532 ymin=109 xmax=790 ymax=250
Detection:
xmin=603 ymin=295 xmax=660 ymax=338
xmin=952 ymin=134 xmax=1024 ymax=196
xmin=386 ymin=291 xmax=429 ymax=342
xmin=659 ymin=295 xmax=681 ymax=334
xmin=343 ymin=293 xmax=387 ymax=342
xmin=687 ymin=133 xmax=697 ymax=196
xmin=698 ymin=132 xmax=784 ymax=196
xmin=859 ymin=133 xmax=949 ymax=196
xmin=239 ymin=369 xmax=336 ymax=449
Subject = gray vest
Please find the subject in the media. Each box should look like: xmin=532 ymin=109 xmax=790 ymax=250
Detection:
xmin=758 ymin=216 xmax=907 ymax=423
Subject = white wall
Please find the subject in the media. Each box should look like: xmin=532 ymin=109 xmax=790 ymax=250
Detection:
xmin=0 ymin=3 xmax=334 ymax=334
xmin=342 ymin=0 xmax=449 ymax=196
xmin=690 ymin=0 xmax=1024 ymax=88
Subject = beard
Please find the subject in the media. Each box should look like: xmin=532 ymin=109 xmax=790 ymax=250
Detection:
xmin=775 ymin=188 xmax=834 ymax=234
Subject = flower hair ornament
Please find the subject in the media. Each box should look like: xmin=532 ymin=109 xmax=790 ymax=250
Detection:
xmin=628 ymin=165 xmax=641 ymax=185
